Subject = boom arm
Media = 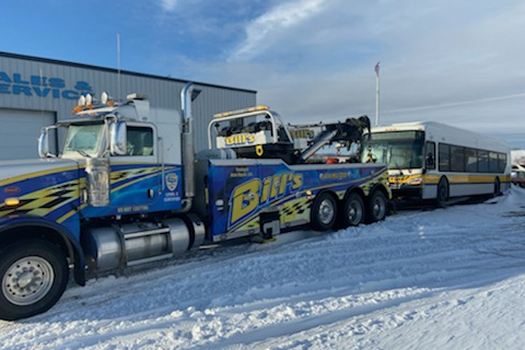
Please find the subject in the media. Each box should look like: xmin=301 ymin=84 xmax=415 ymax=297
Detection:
xmin=290 ymin=115 xmax=371 ymax=162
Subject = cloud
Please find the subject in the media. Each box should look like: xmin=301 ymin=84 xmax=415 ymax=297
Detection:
xmin=230 ymin=0 xmax=327 ymax=61
xmin=160 ymin=0 xmax=177 ymax=12
xmin=156 ymin=0 xmax=525 ymax=146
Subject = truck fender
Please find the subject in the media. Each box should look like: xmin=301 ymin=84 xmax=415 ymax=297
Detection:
xmin=0 ymin=217 xmax=86 ymax=286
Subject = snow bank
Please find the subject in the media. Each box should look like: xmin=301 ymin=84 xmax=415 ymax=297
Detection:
xmin=1 ymin=188 xmax=525 ymax=350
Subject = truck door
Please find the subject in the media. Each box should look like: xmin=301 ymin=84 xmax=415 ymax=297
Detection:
xmin=108 ymin=123 xmax=161 ymax=214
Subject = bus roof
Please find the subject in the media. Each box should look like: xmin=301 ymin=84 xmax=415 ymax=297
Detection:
xmin=370 ymin=121 xmax=510 ymax=154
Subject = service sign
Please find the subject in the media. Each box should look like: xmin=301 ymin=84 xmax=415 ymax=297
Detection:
xmin=0 ymin=70 xmax=94 ymax=100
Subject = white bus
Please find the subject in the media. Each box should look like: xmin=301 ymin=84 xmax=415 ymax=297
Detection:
xmin=361 ymin=121 xmax=511 ymax=205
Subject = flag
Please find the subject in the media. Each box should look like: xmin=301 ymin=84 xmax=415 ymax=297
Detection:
xmin=374 ymin=62 xmax=380 ymax=77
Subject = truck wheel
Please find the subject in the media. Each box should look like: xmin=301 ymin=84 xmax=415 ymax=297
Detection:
xmin=366 ymin=190 xmax=387 ymax=223
xmin=436 ymin=177 xmax=449 ymax=208
xmin=311 ymin=192 xmax=337 ymax=231
xmin=0 ymin=240 xmax=69 ymax=321
xmin=340 ymin=193 xmax=364 ymax=228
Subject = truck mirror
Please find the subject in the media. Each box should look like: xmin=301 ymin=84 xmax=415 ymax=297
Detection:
xmin=110 ymin=121 xmax=127 ymax=156
xmin=38 ymin=129 xmax=55 ymax=158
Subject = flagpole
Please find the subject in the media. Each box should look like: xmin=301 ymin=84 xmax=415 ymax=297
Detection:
xmin=375 ymin=62 xmax=380 ymax=126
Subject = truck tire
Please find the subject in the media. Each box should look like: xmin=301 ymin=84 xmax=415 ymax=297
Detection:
xmin=436 ymin=177 xmax=449 ymax=208
xmin=311 ymin=192 xmax=337 ymax=231
xmin=366 ymin=190 xmax=387 ymax=223
xmin=0 ymin=239 xmax=69 ymax=321
xmin=340 ymin=192 xmax=365 ymax=228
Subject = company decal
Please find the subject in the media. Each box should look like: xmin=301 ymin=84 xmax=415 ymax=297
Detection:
xmin=165 ymin=173 xmax=179 ymax=191
xmin=319 ymin=171 xmax=350 ymax=181
xmin=228 ymin=172 xmax=303 ymax=227
xmin=225 ymin=133 xmax=256 ymax=146
xmin=0 ymin=71 xmax=94 ymax=100
xmin=289 ymin=129 xmax=315 ymax=139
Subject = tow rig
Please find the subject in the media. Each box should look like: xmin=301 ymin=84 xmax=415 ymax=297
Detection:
xmin=0 ymin=86 xmax=389 ymax=320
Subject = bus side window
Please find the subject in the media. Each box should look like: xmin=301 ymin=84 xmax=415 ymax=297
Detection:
xmin=478 ymin=150 xmax=489 ymax=172
xmin=498 ymin=153 xmax=507 ymax=173
xmin=439 ymin=143 xmax=450 ymax=171
xmin=489 ymin=152 xmax=498 ymax=173
xmin=425 ymin=141 xmax=436 ymax=169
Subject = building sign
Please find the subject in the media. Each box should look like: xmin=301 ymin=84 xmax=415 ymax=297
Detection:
xmin=0 ymin=71 xmax=93 ymax=100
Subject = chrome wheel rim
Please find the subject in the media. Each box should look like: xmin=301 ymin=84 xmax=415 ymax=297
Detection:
xmin=348 ymin=200 xmax=363 ymax=225
xmin=319 ymin=199 xmax=335 ymax=225
xmin=2 ymin=256 xmax=54 ymax=306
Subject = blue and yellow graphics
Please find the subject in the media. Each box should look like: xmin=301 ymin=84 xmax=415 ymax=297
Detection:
xmin=207 ymin=159 xmax=389 ymax=241
xmin=0 ymin=159 xmax=184 ymax=241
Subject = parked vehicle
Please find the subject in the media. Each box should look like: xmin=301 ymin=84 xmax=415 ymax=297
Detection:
xmin=0 ymin=84 xmax=390 ymax=320
xmin=511 ymin=164 xmax=525 ymax=187
xmin=361 ymin=122 xmax=511 ymax=206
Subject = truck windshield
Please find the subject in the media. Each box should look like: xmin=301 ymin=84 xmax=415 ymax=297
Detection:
xmin=63 ymin=123 xmax=105 ymax=158
xmin=361 ymin=131 xmax=425 ymax=169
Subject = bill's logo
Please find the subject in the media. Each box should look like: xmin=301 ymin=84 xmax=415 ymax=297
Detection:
xmin=225 ymin=133 xmax=256 ymax=146
xmin=229 ymin=172 xmax=303 ymax=227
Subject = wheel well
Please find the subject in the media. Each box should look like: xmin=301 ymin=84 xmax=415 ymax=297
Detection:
xmin=344 ymin=187 xmax=365 ymax=203
xmin=368 ymin=184 xmax=389 ymax=200
xmin=0 ymin=226 xmax=74 ymax=267
xmin=316 ymin=189 xmax=338 ymax=202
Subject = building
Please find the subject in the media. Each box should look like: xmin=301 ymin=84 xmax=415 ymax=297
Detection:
xmin=0 ymin=52 xmax=256 ymax=160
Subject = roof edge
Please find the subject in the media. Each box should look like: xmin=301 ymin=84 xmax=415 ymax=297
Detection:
xmin=0 ymin=51 xmax=257 ymax=94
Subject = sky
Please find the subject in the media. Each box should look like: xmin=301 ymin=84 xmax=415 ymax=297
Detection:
xmin=1 ymin=0 xmax=524 ymax=147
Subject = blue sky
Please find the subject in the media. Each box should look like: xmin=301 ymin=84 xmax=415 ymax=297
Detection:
xmin=2 ymin=0 xmax=525 ymax=147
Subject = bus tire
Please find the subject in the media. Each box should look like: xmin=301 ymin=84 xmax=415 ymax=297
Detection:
xmin=0 ymin=239 xmax=69 ymax=321
xmin=340 ymin=192 xmax=365 ymax=228
xmin=436 ymin=177 xmax=449 ymax=208
xmin=311 ymin=192 xmax=337 ymax=231
xmin=365 ymin=190 xmax=387 ymax=223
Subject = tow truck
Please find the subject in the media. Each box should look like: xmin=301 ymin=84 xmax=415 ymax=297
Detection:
xmin=0 ymin=84 xmax=390 ymax=320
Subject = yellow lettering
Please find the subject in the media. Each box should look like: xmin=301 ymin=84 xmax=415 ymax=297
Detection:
xmin=231 ymin=179 xmax=261 ymax=224
xmin=292 ymin=174 xmax=303 ymax=189
xmin=261 ymin=177 xmax=271 ymax=202
xmin=270 ymin=175 xmax=281 ymax=198
xmin=279 ymin=173 xmax=289 ymax=195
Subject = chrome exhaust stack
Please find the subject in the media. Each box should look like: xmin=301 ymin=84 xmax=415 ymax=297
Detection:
xmin=181 ymin=82 xmax=195 ymax=209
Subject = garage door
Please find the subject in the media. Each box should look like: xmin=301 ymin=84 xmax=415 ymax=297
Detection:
xmin=0 ymin=109 xmax=56 ymax=160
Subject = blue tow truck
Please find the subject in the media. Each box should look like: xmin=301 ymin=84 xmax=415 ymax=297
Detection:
xmin=0 ymin=84 xmax=390 ymax=320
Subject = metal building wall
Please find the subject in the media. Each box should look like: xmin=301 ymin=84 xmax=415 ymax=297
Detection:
xmin=0 ymin=52 xmax=256 ymax=154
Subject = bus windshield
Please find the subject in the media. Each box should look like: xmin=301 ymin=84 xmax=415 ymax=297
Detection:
xmin=361 ymin=131 xmax=425 ymax=169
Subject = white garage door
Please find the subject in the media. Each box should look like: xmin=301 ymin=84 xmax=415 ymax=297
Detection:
xmin=0 ymin=109 xmax=56 ymax=160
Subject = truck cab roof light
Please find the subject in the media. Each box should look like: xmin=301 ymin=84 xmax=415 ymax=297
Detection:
xmin=213 ymin=105 xmax=270 ymax=119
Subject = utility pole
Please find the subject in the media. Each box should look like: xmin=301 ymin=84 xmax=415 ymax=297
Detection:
xmin=375 ymin=62 xmax=380 ymax=126
xmin=117 ymin=32 xmax=121 ymax=100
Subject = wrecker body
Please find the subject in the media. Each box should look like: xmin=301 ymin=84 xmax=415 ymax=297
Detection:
xmin=0 ymin=84 xmax=389 ymax=320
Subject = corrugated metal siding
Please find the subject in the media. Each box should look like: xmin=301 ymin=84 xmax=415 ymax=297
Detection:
xmin=0 ymin=54 xmax=256 ymax=153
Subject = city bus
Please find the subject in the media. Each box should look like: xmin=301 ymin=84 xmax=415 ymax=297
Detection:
xmin=361 ymin=121 xmax=511 ymax=205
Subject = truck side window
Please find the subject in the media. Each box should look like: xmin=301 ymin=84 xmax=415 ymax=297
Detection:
xmin=126 ymin=126 xmax=154 ymax=156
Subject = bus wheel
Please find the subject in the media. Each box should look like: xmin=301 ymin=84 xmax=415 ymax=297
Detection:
xmin=311 ymin=192 xmax=337 ymax=231
xmin=436 ymin=177 xmax=449 ymax=208
xmin=340 ymin=193 xmax=365 ymax=227
xmin=366 ymin=190 xmax=387 ymax=223
xmin=0 ymin=240 xmax=69 ymax=321
xmin=494 ymin=178 xmax=501 ymax=197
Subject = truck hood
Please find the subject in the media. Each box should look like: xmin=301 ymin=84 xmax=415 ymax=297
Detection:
xmin=0 ymin=158 xmax=79 ymax=185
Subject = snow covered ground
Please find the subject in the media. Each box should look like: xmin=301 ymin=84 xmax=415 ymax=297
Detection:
xmin=1 ymin=188 xmax=525 ymax=350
